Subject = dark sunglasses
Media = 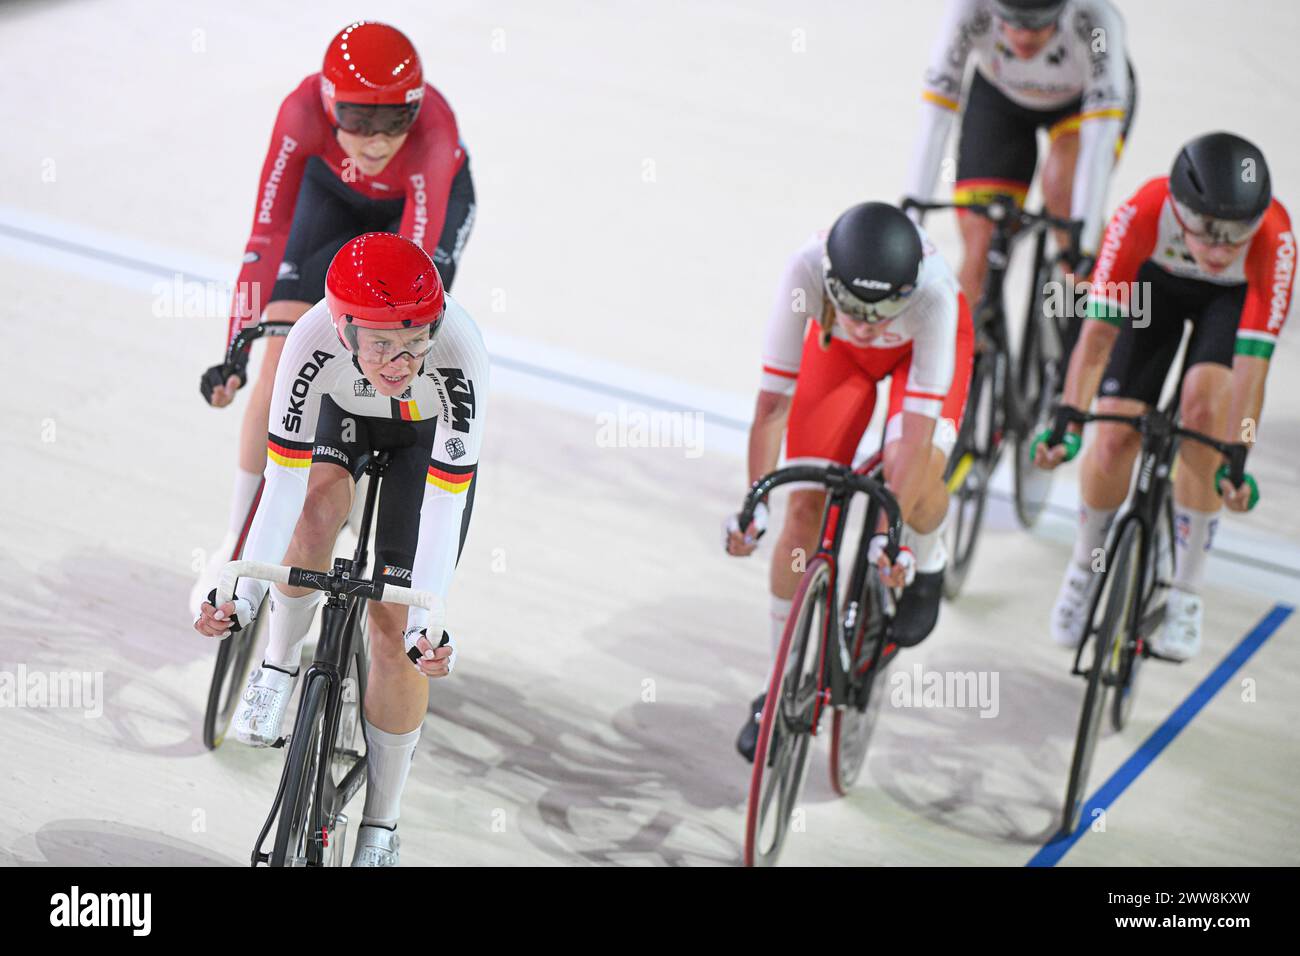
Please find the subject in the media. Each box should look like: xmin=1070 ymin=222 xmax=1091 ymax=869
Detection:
xmin=334 ymin=102 xmax=420 ymax=137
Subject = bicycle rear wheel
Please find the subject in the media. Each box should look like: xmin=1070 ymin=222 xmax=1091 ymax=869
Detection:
xmin=943 ymin=355 xmax=995 ymax=599
xmin=202 ymin=597 xmax=266 ymax=750
xmin=1012 ymin=262 xmax=1061 ymax=528
xmin=829 ymin=573 xmax=891 ymax=796
xmin=1062 ymin=521 xmax=1142 ymax=834
xmin=744 ymin=557 xmax=831 ymax=867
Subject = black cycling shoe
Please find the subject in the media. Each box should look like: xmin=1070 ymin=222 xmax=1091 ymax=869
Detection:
xmin=735 ymin=692 xmax=766 ymax=764
xmin=891 ymin=569 xmax=944 ymax=647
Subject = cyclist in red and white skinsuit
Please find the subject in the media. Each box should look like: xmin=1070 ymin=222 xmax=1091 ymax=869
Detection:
xmin=192 ymin=22 xmax=475 ymax=614
xmin=725 ymin=202 xmax=973 ymax=762
xmin=1035 ymin=132 xmax=1293 ymax=660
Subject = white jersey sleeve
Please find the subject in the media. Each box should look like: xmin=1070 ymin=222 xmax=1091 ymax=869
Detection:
xmin=904 ymin=0 xmax=982 ymax=208
xmin=1070 ymin=0 xmax=1131 ymax=254
xmin=406 ymin=303 xmax=491 ymax=634
xmin=897 ymin=247 xmax=961 ymax=419
xmin=759 ymin=235 xmax=824 ymax=395
xmin=234 ymin=303 xmax=342 ymax=608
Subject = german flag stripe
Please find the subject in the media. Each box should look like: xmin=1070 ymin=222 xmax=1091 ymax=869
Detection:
xmin=427 ymin=463 xmax=475 ymax=494
xmin=391 ymin=397 xmax=426 ymax=421
xmin=267 ymin=436 xmax=313 ymax=469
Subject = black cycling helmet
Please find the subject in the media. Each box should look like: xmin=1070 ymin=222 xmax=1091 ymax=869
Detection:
xmin=1169 ymin=132 xmax=1271 ymax=243
xmin=824 ymin=202 xmax=924 ymax=318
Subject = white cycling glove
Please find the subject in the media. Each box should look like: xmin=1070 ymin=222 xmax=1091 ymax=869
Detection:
xmin=404 ymin=626 xmax=457 ymax=675
xmin=724 ymin=500 xmax=770 ymax=548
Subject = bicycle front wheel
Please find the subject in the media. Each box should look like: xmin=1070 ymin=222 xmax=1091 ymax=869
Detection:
xmin=1062 ymin=521 xmax=1142 ymax=834
xmin=270 ymin=672 xmax=329 ymax=867
xmin=744 ymin=557 xmax=831 ymax=867
xmin=202 ymin=597 xmax=266 ymax=750
xmin=829 ymin=572 xmax=891 ymax=796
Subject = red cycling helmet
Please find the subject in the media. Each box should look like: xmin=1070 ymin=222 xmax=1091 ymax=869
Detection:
xmin=320 ymin=22 xmax=423 ymax=129
xmin=325 ymin=233 xmax=446 ymax=352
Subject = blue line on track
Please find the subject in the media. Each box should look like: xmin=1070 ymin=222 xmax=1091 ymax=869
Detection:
xmin=1027 ymin=603 xmax=1294 ymax=867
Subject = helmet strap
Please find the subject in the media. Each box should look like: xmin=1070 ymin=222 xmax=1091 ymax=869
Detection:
xmin=818 ymin=294 xmax=835 ymax=351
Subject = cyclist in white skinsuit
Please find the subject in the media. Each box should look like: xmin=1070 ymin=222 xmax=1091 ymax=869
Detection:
xmin=195 ymin=234 xmax=489 ymax=866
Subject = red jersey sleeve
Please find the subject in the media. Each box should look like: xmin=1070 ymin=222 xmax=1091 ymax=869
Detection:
xmin=397 ymin=85 xmax=466 ymax=259
xmin=225 ymin=76 xmax=324 ymax=347
xmin=1087 ymin=177 xmax=1167 ymax=325
xmin=1236 ymin=201 xmax=1296 ymax=360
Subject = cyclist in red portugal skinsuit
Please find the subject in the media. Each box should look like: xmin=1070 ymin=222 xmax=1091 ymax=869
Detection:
xmin=191 ymin=21 xmax=476 ymax=614
xmin=1035 ymin=132 xmax=1293 ymax=661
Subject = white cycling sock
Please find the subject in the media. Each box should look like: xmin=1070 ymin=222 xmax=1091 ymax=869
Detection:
xmin=905 ymin=523 xmax=946 ymax=573
xmin=362 ymin=720 xmax=421 ymax=828
xmin=1172 ymin=505 xmax=1218 ymax=595
xmin=262 ymin=585 xmax=320 ymax=671
xmin=769 ymin=595 xmax=793 ymax=665
xmin=226 ymin=468 xmax=263 ymax=541
xmin=1072 ymin=505 xmax=1118 ymax=571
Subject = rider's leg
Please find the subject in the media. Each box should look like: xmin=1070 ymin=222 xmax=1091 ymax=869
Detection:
xmin=1171 ymin=362 xmax=1232 ymax=587
xmin=359 ymin=599 xmax=427 ymax=830
xmin=1074 ymin=398 xmax=1145 ymax=562
xmin=262 ymin=460 xmax=354 ymax=668
xmin=1156 ymin=307 xmax=1240 ymax=661
xmin=956 ymin=214 xmax=995 ymax=317
xmin=883 ymin=438 xmax=950 ymax=569
xmin=768 ymin=489 xmax=828 ymax=656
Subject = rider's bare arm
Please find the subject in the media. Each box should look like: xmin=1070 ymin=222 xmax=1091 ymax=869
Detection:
xmin=748 ymin=391 xmax=790 ymax=487
xmin=885 ymin=412 xmax=937 ymax=525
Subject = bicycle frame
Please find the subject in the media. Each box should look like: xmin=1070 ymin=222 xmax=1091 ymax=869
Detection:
xmin=1049 ymin=401 xmax=1248 ymax=677
xmin=738 ymin=455 xmax=903 ymax=729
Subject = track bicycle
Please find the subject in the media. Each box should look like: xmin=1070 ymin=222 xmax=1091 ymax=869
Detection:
xmin=734 ymin=453 xmax=903 ymax=867
xmin=214 ymin=449 xmax=446 ymax=866
xmin=1042 ymin=402 xmax=1248 ymax=834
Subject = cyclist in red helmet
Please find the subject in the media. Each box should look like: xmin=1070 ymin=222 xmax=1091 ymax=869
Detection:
xmin=195 ymin=233 xmax=490 ymax=866
xmin=192 ymin=22 xmax=477 ymax=614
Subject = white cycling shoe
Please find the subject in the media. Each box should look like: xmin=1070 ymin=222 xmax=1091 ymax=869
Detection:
xmin=351 ymin=825 xmax=400 ymax=867
xmin=233 ymin=663 xmax=298 ymax=747
xmin=1050 ymin=563 xmax=1095 ymax=648
xmin=1151 ymin=588 xmax=1203 ymax=662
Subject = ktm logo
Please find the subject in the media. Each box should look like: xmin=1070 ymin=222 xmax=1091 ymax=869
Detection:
xmin=437 ymin=367 xmax=477 ymax=433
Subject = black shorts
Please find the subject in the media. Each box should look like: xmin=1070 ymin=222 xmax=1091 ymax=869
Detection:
xmin=955 ymin=62 xmax=1137 ymax=201
xmin=1097 ymin=261 xmax=1246 ymax=407
xmin=311 ymin=395 xmax=477 ymax=586
xmin=270 ymin=154 xmax=477 ymax=305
